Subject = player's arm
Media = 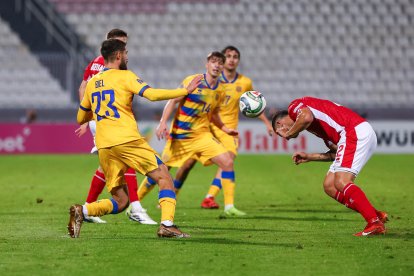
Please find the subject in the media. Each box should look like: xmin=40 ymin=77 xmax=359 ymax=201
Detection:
xmin=280 ymin=107 xmax=314 ymax=140
xmin=77 ymin=92 xmax=93 ymax=125
xmin=211 ymin=107 xmax=238 ymax=136
xmin=257 ymin=112 xmax=273 ymax=136
xmin=140 ymin=75 xmax=203 ymax=101
xmin=292 ymin=144 xmax=337 ymax=165
xmin=78 ymin=80 xmax=87 ymax=101
xmin=156 ymin=97 xmax=184 ymax=140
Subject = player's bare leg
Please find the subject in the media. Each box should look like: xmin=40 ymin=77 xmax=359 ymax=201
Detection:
xmin=147 ymin=164 xmax=190 ymax=238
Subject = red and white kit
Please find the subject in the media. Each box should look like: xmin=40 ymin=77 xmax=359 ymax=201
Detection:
xmin=288 ymin=97 xmax=377 ymax=175
xmin=83 ymin=55 xmax=105 ymax=153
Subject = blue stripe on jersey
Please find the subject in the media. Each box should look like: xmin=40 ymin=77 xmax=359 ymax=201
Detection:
xmin=138 ymin=85 xmax=150 ymax=97
xmin=174 ymin=120 xmax=192 ymax=130
xmin=159 ymin=189 xmax=176 ymax=199
xmin=170 ymin=133 xmax=190 ymax=139
xmin=186 ymin=94 xmax=204 ymax=103
xmin=155 ymin=155 xmax=163 ymax=165
xmin=79 ymin=105 xmax=91 ymax=111
xmin=180 ymin=105 xmax=199 ymax=117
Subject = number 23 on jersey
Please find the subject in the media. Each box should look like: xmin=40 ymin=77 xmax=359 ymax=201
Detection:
xmin=91 ymin=89 xmax=120 ymax=121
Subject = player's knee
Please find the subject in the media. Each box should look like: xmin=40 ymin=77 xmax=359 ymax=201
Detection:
xmin=323 ymin=181 xmax=336 ymax=198
xmin=116 ymin=198 xmax=129 ymax=213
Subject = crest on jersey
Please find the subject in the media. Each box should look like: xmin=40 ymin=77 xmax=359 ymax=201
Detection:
xmin=236 ymin=86 xmax=242 ymax=92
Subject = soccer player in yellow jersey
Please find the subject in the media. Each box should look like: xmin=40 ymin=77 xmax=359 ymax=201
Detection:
xmin=68 ymin=39 xmax=202 ymax=238
xmin=138 ymin=46 xmax=273 ymax=215
xmin=138 ymin=51 xmax=246 ymax=217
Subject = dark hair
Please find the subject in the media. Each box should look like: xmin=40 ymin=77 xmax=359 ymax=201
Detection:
xmin=271 ymin=110 xmax=289 ymax=132
xmin=221 ymin=45 xmax=241 ymax=59
xmin=106 ymin=28 xmax=128 ymax=39
xmin=207 ymin=51 xmax=226 ymax=64
xmin=100 ymin=39 xmax=126 ymax=62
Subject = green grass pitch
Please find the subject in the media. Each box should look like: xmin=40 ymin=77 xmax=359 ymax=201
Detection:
xmin=0 ymin=154 xmax=413 ymax=275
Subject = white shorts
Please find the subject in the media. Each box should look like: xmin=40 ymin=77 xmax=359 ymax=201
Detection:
xmin=329 ymin=122 xmax=377 ymax=176
xmin=89 ymin=120 xmax=98 ymax=154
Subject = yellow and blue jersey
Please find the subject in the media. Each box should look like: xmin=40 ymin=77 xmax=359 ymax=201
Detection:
xmin=169 ymin=74 xmax=225 ymax=139
xmin=79 ymin=68 xmax=151 ymax=149
xmin=212 ymin=72 xmax=253 ymax=130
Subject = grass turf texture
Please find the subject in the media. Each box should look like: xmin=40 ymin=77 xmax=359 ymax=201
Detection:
xmin=0 ymin=154 xmax=413 ymax=275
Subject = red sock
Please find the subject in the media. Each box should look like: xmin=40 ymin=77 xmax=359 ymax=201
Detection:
xmin=342 ymin=183 xmax=378 ymax=223
xmin=335 ymin=190 xmax=358 ymax=212
xmin=85 ymin=170 xmax=106 ymax=203
xmin=125 ymin=168 xmax=139 ymax=203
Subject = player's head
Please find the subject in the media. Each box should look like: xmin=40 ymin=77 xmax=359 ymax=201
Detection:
xmin=221 ymin=45 xmax=240 ymax=71
xmin=206 ymin=51 xmax=225 ymax=78
xmin=106 ymin=28 xmax=128 ymax=43
xmin=271 ymin=110 xmax=294 ymax=135
xmin=101 ymin=38 xmax=128 ymax=70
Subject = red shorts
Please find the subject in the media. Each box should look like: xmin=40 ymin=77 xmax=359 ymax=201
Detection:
xmin=329 ymin=122 xmax=377 ymax=176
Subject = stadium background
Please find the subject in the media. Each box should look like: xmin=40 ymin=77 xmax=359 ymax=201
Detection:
xmin=0 ymin=0 xmax=413 ymax=154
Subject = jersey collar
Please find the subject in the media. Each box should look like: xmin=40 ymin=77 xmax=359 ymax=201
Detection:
xmin=203 ymin=73 xmax=219 ymax=90
xmin=221 ymin=72 xmax=238 ymax=83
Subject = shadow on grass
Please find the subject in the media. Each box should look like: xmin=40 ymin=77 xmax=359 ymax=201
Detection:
xmin=184 ymin=225 xmax=303 ymax=233
xmin=223 ymin=215 xmax=357 ymax=222
xmin=159 ymin=237 xmax=299 ymax=248
xmin=256 ymin=208 xmax=351 ymax=214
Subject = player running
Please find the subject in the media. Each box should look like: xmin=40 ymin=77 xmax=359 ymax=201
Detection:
xmin=68 ymin=38 xmax=202 ymax=238
xmin=75 ymin=29 xmax=156 ymax=225
xmin=138 ymin=51 xmax=246 ymax=217
xmin=272 ymin=96 xmax=388 ymax=236
xmin=138 ymin=46 xmax=273 ymax=212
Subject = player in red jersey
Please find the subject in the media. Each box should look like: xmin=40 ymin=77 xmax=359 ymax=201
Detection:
xmin=272 ymin=97 xmax=388 ymax=236
xmin=75 ymin=29 xmax=156 ymax=225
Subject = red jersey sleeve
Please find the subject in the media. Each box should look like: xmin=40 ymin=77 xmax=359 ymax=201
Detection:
xmin=287 ymin=98 xmax=306 ymax=121
xmin=82 ymin=60 xmax=94 ymax=81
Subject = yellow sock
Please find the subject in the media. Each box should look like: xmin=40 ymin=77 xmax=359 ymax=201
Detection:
xmin=138 ymin=177 xmax=157 ymax=200
xmin=158 ymin=190 xmax=176 ymax=222
xmin=86 ymin=198 xmax=117 ymax=216
xmin=221 ymin=171 xmax=235 ymax=206
xmin=207 ymin=178 xmax=222 ymax=197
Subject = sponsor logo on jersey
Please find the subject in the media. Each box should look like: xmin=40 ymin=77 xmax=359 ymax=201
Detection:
xmin=91 ymin=63 xmax=104 ymax=71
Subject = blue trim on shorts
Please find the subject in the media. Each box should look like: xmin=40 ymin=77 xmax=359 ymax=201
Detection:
xmin=221 ymin=171 xmax=235 ymax=182
xmin=110 ymin=198 xmax=119 ymax=214
xmin=159 ymin=189 xmax=176 ymax=199
xmin=173 ymin=179 xmax=183 ymax=189
xmin=211 ymin=178 xmax=222 ymax=189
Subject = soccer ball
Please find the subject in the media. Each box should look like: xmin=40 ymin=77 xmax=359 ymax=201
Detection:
xmin=239 ymin=91 xmax=266 ymax=118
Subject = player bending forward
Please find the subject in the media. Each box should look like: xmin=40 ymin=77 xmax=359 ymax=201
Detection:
xmin=68 ymin=38 xmax=202 ymax=238
xmin=272 ymin=96 xmax=388 ymax=236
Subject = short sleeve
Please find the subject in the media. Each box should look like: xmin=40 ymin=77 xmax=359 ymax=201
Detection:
xmin=287 ymin=99 xmax=306 ymax=121
xmin=80 ymin=84 xmax=92 ymax=111
xmin=125 ymin=71 xmax=151 ymax=96
xmin=82 ymin=61 xmax=93 ymax=81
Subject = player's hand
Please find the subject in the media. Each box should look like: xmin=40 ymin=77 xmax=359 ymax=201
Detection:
xmin=266 ymin=125 xmax=274 ymax=136
xmin=275 ymin=126 xmax=290 ymax=139
xmin=156 ymin=121 xmax=169 ymax=140
xmin=292 ymin=152 xmax=309 ymax=165
xmin=185 ymin=75 xmax=203 ymax=94
xmin=223 ymin=127 xmax=238 ymax=136
xmin=75 ymin=123 xmax=89 ymax=137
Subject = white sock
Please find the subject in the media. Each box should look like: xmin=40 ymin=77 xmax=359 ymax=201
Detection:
xmin=82 ymin=205 xmax=88 ymax=216
xmin=224 ymin=204 xmax=234 ymax=211
xmin=205 ymin=194 xmax=213 ymax=198
xmin=161 ymin=220 xmax=173 ymax=226
xmin=130 ymin=201 xmax=143 ymax=212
